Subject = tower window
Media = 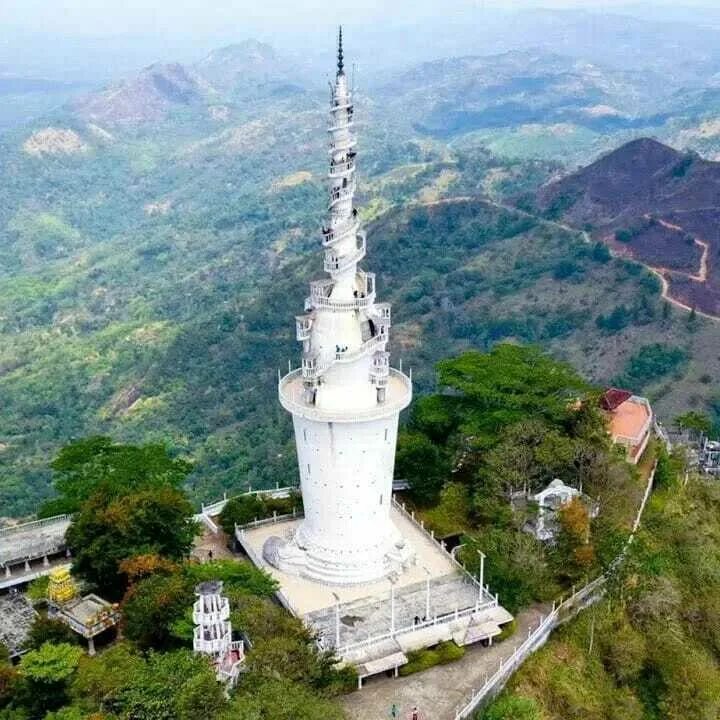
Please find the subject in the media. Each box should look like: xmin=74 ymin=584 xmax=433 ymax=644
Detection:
xmin=384 ymin=428 xmax=388 ymax=441
xmin=307 ymin=463 xmax=311 ymax=475
xmin=303 ymin=429 xmax=307 ymax=443
xmin=380 ymin=494 xmax=383 ymax=505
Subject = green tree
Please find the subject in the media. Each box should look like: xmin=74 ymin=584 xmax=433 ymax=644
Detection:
xmin=218 ymin=494 xmax=269 ymax=534
xmin=66 ymin=485 xmax=198 ymax=599
xmin=676 ymin=411 xmax=712 ymax=436
xmin=25 ymin=619 xmax=80 ymax=651
xmin=41 ymin=437 xmax=192 ymax=516
xmin=225 ymin=679 xmax=345 ymax=720
xmin=70 ymin=642 xmax=141 ymax=713
xmin=17 ymin=643 xmax=83 ymax=715
xmin=118 ymin=651 xmax=225 ymax=720
xmin=121 ymin=572 xmax=193 ymax=650
xmin=395 ymin=432 xmax=447 ymax=506
xmin=19 ymin=644 xmax=82 ymax=685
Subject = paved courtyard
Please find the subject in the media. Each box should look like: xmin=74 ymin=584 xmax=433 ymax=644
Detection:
xmin=341 ymin=604 xmax=548 ymax=720
xmin=238 ymin=507 xmax=464 ymax=615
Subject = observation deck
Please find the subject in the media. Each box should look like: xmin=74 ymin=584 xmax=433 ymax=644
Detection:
xmin=279 ymin=367 xmax=412 ymax=423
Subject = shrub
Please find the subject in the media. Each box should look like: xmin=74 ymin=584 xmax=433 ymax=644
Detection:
xmin=399 ymin=642 xmax=464 ymax=675
xmin=479 ymin=694 xmax=542 ymax=720
xmin=496 ymin=619 xmax=518 ymax=642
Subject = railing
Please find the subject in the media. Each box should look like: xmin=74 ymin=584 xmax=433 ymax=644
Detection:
xmin=328 ymin=158 xmax=356 ymax=179
xmin=278 ymin=367 xmax=413 ymax=423
xmin=199 ymin=485 xmax=298 ymax=519
xmin=338 ymin=600 xmax=498 ymax=655
xmin=335 ymin=333 xmax=387 ymax=363
xmin=302 ymin=354 xmax=332 ymax=382
xmin=0 ymin=514 xmax=70 ymax=537
xmin=324 ymin=233 xmax=366 ymax=274
xmin=322 ymin=218 xmax=360 ymax=248
xmin=193 ymin=606 xmax=230 ymax=624
xmin=329 ymin=134 xmax=356 ymax=152
xmin=234 ymin=508 xmax=303 ymax=532
xmin=392 ymin=497 xmax=493 ymax=598
xmin=328 ymin=181 xmax=356 ymax=208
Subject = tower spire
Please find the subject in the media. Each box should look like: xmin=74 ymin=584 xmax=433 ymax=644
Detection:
xmin=337 ymin=26 xmax=344 ymax=75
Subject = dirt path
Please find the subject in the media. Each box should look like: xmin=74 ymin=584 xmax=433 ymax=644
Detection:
xmin=643 ymin=214 xmax=710 ymax=283
xmin=341 ymin=605 xmax=548 ymax=720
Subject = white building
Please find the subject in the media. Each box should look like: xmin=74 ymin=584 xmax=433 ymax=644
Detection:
xmin=192 ymin=581 xmax=244 ymax=685
xmin=273 ymin=29 xmax=414 ymax=586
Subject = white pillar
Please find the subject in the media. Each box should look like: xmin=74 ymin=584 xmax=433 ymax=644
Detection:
xmin=87 ymin=637 xmax=96 ymax=656
xmin=423 ymin=567 xmax=431 ymax=619
xmin=390 ymin=580 xmax=396 ymax=634
xmin=332 ymin=592 xmax=341 ymax=649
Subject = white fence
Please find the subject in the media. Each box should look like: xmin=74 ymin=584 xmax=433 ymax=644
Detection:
xmin=453 ymin=462 xmax=657 ymax=719
xmin=392 ymin=497 xmax=495 ymax=603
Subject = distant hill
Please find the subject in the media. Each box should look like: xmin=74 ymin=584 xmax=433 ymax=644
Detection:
xmin=70 ymin=63 xmax=212 ymax=125
xmin=537 ymin=138 xmax=720 ymax=317
xmin=194 ymin=40 xmax=302 ymax=98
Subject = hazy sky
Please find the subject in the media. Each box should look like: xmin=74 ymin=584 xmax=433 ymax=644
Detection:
xmin=2 ymin=0 xmax=718 ymax=37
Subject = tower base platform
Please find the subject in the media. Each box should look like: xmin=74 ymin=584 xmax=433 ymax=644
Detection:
xmin=236 ymin=505 xmax=513 ymax=680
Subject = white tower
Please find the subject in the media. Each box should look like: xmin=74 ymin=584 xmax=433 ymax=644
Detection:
xmin=192 ymin=581 xmax=244 ymax=685
xmin=272 ymin=28 xmax=414 ymax=586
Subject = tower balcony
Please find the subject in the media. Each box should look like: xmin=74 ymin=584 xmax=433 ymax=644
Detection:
xmin=322 ymin=218 xmax=360 ymax=248
xmin=373 ymin=303 xmax=392 ymax=327
xmin=329 ymin=135 xmax=357 ymax=154
xmin=331 ymin=100 xmax=353 ymax=112
xmin=369 ymin=351 xmax=391 ymax=387
xmin=324 ymin=232 xmax=366 ymax=275
xmin=328 ymin=158 xmax=356 ymax=179
xmin=328 ymin=118 xmax=355 ymax=133
xmin=192 ymin=605 xmax=230 ymax=625
xmin=296 ymin=315 xmax=313 ymax=342
xmin=193 ymin=628 xmax=233 ymax=656
xmin=305 ymin=274 xmax=376 ymax=312
xmin=302 ymin=354 xmax=331 ymax=382
xmin=279 ymin=366 xmax=412 ymax=423
xmin=328 ymin=181 xmax=356 ymax=209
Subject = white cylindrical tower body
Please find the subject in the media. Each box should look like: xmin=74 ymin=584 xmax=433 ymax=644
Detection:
xmin=270 ymin=30 xmax=414 ymax=586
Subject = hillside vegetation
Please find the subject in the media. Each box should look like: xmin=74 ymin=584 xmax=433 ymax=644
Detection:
xmin=481 ymin=454 xmax=720 ymax=720
xmin=3 ymin=49 xmax=720 ymax=516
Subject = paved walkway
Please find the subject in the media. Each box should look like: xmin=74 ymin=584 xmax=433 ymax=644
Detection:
xmin=342 ymin=605 xmax=548 ymax=720
xmin=191 ymin=526 xmax=235 ymax=562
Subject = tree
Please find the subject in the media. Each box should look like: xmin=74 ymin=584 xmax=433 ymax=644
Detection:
xmin=24 ymin=619 xmax=79 ymax=651
xmin=435 ymin=346 xmax=590 ymax=443
xmin=41 ymin=437 xmax=192 ymax=516
xmin=218 ymin=494 xmax=268 ymax=535
xmin=117 ymin=651 xmax=225 ymax=720
xmin=121 ymin=572 xmax=193 ymax=650
xmin=676 ymin=411 xmax=712 ymax=436
xmin=17 ymin=643 xmax=83 ymax=715
xmin=70 ymin=643 xmax=141 ymax=713
xmin=19 ymin=644 xmax=82 ymax=685
xmin=66 ymin=485 xmax=198 ymax=599
xmin=224 ymin=679 xmax=345 ymax=720
xmin=395 ymin=432 xmax=447 ymax=506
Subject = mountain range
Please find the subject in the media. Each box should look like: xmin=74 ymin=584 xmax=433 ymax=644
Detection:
xmin=2 ymin=37 xmax=720 ymax=516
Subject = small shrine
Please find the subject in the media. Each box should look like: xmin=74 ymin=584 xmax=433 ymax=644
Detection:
xmin=192 ymin=581 xmax=245 ymax=685
xmin=522 ymin=479 xmax=599 ymax=542
xmin=47 ymin=567 xmax=120 ymax=655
